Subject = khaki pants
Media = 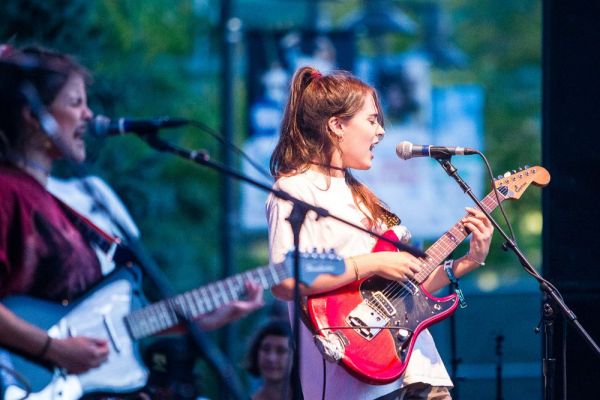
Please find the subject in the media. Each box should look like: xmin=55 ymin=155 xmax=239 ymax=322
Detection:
xmin=376 ymin=383 xmax=452 ymax=400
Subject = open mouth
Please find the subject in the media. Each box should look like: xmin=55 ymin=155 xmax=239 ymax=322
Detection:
xmin=74 ymin=126 xmax=87 ymax=139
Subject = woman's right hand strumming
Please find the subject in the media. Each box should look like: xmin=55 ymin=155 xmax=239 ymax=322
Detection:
xmin=351 ymin=251 xmax=423 ymax=282
xmin=272 ymin=251 xmax=423 ymax=301
xmin=45 ymin=336 xmax=110 ymax=374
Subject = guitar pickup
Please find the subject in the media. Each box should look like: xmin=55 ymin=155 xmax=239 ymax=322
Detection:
xmin=371 ymin=291 xmax=397 ymax=317
xmin=346 ymin=301 xmax=389 ymax=340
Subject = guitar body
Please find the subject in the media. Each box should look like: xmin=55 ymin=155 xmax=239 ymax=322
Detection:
xmin=1 ymin=267 xmax=149 ymax=400
xmin=306 ymin=229 xmax=459 ymax=384
xmin=307 ymin=276 xmax=458 ymax=384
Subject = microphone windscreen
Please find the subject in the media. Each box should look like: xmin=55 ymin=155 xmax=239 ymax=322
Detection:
xmin=88 ymin=115 xmax=111 ymax=138
xmin=396 ymin=141 xmax=413 ymax=160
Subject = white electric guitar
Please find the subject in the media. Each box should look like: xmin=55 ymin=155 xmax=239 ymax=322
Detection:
xmin=0 ymin=250 xmax=344 ymax=400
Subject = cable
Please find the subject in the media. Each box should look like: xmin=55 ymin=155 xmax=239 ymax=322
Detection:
xmin=562 ymin=318 xmax=567 ymax=400
xmin=0 ymin=362 xmax=32 ymax=400
xmin=321 ymin=357 xmax=327 ymax=400
xmin=477 ymin=151 xmax=518 ymax=244
xmin=189 ymin=120 xmax=273 ymax=181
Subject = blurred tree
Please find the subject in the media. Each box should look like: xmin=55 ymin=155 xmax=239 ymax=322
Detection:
xmin=1 ymin=0 xmax=226 ymax=290
xmin=445 ymin=0 xmax=543 ymax=272
xmin=0 ymin=0 xmax=94 ymax=53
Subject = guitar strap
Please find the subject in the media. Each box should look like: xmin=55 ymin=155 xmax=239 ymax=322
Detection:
xmin=300 ymin=299 xmax=317 ymax=333
xmin=51 ymin=194 xmax=137 ymax=266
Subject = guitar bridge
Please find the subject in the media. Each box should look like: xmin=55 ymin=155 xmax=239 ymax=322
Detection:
xmin=346 ymin=296 xmax=392 ymax=340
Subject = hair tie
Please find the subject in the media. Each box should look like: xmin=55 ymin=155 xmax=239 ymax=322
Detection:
xmin=311 ymin=70 xmax=322 ymax=79
xmin=0 ymin=44 xmax=13 ymax=59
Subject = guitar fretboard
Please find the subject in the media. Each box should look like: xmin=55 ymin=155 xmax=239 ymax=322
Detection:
xmin=414 ymin=188 xmax=506 ymax=283
xmin=125 ymin=263 xmax=287 ymax=340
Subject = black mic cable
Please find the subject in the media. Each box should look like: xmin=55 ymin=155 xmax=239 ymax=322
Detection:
xmin=188 ymin=120 xmax=273 ymax=182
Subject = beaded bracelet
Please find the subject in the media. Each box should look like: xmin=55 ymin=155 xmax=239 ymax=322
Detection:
xmin=444 ymin=260 xmax=467 ymax=308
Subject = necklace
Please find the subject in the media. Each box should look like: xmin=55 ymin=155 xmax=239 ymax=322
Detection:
xmin=309 ymin=162 xmax=346 ymax=172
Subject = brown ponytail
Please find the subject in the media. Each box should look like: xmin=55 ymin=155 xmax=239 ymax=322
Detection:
xmin=271 ymin=66 xmax=399 ymax=228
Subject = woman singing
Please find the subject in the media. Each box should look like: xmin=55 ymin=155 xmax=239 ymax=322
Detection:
xmin=266 ymin=67 xmax=493 ymax=399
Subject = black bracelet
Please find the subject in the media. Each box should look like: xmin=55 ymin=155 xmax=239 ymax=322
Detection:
xmin=37 ymin=335 xmax=53 ymax=359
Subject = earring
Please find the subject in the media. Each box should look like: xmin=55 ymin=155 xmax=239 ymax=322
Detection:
xmin=338 ymin=135 xmax=344 ymax=143
xmin=44 ymin=138 xmax=54 ymax=150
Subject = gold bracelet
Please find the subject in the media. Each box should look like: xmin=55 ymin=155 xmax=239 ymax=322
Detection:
xmin=466 ymin=253 xmax=486 ymax=266
xmin=350 ymin=257 xmax=360 ymax=281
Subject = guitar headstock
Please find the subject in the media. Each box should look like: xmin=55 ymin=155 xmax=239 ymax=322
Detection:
xmin=494 ymin=165 xmax=550 ymax=200
xmin=283 ymin=249 xmax=345 ymax=286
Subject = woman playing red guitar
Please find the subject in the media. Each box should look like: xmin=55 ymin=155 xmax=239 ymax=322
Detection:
xmin=266 ymin=67 xmax=494 ymax=399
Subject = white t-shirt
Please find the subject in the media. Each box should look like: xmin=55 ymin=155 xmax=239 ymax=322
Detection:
xmin=47 ymin=175 xmax=139 ymax=275
xmin=266 ymin=169 xmax=452 ymax=400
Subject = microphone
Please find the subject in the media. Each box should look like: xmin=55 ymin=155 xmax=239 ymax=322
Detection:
xmin=88 ymin=115 xmax=189 ymax=138
xmin=396 ymin=141 xmax=477 ymax=160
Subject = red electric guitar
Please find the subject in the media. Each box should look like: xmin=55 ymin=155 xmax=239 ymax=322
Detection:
xmin=306 ymin=166 xmax=550 ymax=384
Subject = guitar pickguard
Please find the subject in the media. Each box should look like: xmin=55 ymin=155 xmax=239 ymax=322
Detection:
xmin=307 ymin=274 xmax=460 ymax=384
xmin=1 ymin=267 xmax=149 ymax=400
xmin=352 ymin=277 xmax=457 ymax=362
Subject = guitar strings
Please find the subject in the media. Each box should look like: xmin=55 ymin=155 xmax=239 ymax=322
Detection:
xmin=313 ymin=196 xmax=500 ymax=368
xmin=372 ymin=196 xmax=498 ymax=325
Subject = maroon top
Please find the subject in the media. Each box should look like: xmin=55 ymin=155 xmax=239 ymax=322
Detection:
xmin=0 ymin=164 xmax=102 ymax=301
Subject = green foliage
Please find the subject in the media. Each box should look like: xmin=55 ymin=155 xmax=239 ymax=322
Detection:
xmin=1 ymin=0 xmax=223 ymax=291
xmin=447 ymin=0 xmax=543 ymax=273
xmin=0 ymin=0 xmax=94 ymax=53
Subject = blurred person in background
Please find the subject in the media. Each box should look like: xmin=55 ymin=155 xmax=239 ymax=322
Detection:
xmin=246 ymin=319 xmax=293 ymax=400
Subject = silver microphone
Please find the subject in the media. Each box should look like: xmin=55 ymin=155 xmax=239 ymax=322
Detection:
xmin=88 ymin=115 xmax=189 ymax=138
xmin=396 ymin=141 xmax=477 ymax=160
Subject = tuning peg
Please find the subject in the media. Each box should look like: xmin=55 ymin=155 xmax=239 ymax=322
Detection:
xmin=496 ymin=175 xmax=503 ymax=180
xmin=518 ymin=166 xmax=523 ymax=171
xmin=503 ymin=171 xmax=511 ymax=178
xmin=511 ymin=170 xmax=517 ymax=175
xmin=524 ymin=165 xmax=530 ymax=169
xmin=324 ymin=248 xmax=340 ymax=260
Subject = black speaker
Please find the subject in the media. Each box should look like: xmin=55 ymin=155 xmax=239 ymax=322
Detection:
xmin=542 ymin=1 xmax=600 ymax=398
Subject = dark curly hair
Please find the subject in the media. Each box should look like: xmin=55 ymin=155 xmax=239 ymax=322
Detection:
xmin=0 ymin=45 xmax=90 ymax=159
xmin=245 ymin=319 xmax=292 ymax=377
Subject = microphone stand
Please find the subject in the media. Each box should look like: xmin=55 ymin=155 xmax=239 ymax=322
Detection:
xmin=137 ymin=132 xmax=426 ymax=400
xmin=434 ymin=156 xmax=600 ymax=400
xmin=123 ymin=237 xmax=250 ymax=400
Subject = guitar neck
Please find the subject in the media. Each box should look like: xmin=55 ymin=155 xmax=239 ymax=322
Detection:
xmin=125 ymin=263 xmax=287 ymax=340
xmin=414 ymin=190 xmax=505 ymax=283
